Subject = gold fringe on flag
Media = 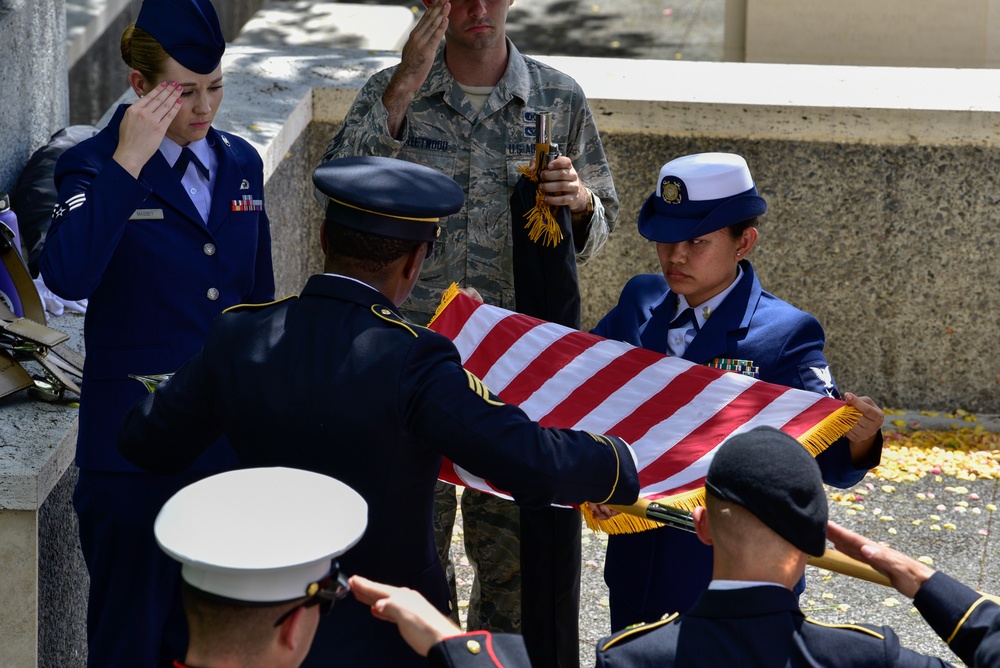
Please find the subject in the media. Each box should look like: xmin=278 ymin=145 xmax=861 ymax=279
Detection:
xmin=581 ymin=502 xmax=663 ymax=534
xmin=517 ymin=163 xmax=563 ymax=248
xmin=582 ymin=403 xmax=864 ymax=535
xmin=428 ymin=282 xmax=463 ymax=328
xmin=797 ymin=403 xmax=862 ymax=457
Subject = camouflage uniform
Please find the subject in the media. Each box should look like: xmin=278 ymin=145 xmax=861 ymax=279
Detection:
xmin=323 ymin=39 xmax=619 ymax=634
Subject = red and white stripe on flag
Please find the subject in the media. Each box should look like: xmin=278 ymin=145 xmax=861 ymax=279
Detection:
xmin=429 ymin=287 xmax=858 ymax=512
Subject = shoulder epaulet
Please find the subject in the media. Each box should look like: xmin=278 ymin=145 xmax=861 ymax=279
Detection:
xmin=599 ymin=613 xmax=679 ymax=651
xmin=805 ymin=618 xmax=886 ymax=640
xmin=222 ymin=295 xmax=296 ymax=314
xmin=371 ymin=304 xmax=420 ymax=338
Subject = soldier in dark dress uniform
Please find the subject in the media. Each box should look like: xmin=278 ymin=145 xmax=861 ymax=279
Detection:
xmin=119 ymin=156 xmax=640 ymax=668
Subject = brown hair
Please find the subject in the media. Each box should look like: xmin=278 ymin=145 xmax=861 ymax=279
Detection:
xmin=120 ymin=24 xmax=169 ymax=84
xmin=181 ymin=582 xmax=295 ymax=660
xmin=725 ymin=217 xmax=758 ymax=239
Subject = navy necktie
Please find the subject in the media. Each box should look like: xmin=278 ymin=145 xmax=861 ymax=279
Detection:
xmin=667 ymin=307 xmax=699 ymax=357
xmin=173 ymin=147 xmax=209 ymax=180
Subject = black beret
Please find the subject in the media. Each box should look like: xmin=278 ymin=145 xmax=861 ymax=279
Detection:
xmin=705 ymin=426 xmax=827 ymax=556
xmin=136 ymin=0 xmax=225 ymax=75
xmin=313 ymin=156 xmax=464 ymax=243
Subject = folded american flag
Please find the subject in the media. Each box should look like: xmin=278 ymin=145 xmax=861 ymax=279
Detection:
xmin=428 ymin=286 xmax=859 ymax=533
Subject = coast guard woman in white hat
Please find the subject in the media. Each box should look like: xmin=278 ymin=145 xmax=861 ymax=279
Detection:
xmin=39 ymin=0 xmax=274 ymax=664
xmin=591 ymin=152 xmax=885 ymax=631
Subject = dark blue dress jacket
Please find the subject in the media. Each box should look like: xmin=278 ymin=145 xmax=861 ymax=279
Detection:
xmin=40 ymin=104 xmax=274 ymax=473
xmin=430 ymin=631 xmax=532 ymax=668
xmin=118 ymin=274 xmax=639 ymax=668
xmin=592 ymin=262 xmax=883 ymax=629
xmin=595 ymin=573 xmax=997 ymax=667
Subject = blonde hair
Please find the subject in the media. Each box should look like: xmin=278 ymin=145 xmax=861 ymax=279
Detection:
xmin=120 ymin=24 xmax=169 ymax=84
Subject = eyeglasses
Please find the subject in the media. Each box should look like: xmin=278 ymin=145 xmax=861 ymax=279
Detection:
xmin=273 ymin=569 xmax=351 ymax=627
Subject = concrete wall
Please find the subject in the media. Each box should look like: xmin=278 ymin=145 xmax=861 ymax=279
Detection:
xmin=301 ymin=113 xmax=1000 ymax=415
xmin=272 ymin=52 xmax=998 ymax=415
xmin=38 ymin=467 xmax=86 ymax=668
xmin=0 ymin=0 xmax=68 ymax=195
xmin=729 ymin=0 xmax=1000 ymax=67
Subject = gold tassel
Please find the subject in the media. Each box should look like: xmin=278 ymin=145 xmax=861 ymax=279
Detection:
xmin=428 ymin=283 xmax=462 ymax=328
xmin=517 ymin=163 xmax=563 ymax=248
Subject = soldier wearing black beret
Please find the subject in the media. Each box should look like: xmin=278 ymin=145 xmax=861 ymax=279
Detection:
xmin=119 ymin=155 xmax=640 ymax=668
xmin=594 ymin=426 xmax=1000 ymax=668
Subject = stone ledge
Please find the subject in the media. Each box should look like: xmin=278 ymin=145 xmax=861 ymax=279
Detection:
xmin=0 ymin=313 xmax=83 ymax=511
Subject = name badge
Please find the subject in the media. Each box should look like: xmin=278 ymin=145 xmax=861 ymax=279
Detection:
xmin=129 ymin=209 xmax=164 ymax=220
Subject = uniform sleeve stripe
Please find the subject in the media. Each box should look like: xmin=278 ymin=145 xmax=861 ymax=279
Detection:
xmin=222 ymin=295 xmax=296 ymax=314
xmin=370 ymin=305 xmax=418 ymax=337
xmin=805 ymin=618 xmax=885 ymax=640
xmin=599 ymin=614 xmax=678 ymax=651
xmin=590 ymin=433 xmax=621 ymax=505
xmin=946 ymin=596 xmax=992 ymax=645
xmin=464 ymin=370 xmax=504 ymax=406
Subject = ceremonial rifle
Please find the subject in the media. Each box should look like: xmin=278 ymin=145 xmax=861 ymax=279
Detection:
xmin=609 ymin=498 xmax=896 ymax=587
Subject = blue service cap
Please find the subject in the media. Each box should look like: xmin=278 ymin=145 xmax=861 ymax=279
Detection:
xmin=136 ymin=0 xmax=225 ymax=75
xmin=638 ymin=153 xmax=767 ymax=243
xmin=705 ymin=426 xmax=827 ymax=557
xmin=313 ymin=156 xmax=464 ymax=243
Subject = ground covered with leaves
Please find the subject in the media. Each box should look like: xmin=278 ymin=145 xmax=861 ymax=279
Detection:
xmin=447 ymin=410 xmax=1000 ymax=667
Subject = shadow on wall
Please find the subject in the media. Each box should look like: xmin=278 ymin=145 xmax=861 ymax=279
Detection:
xmin=340 ymin=0 xmax=707 ymax=60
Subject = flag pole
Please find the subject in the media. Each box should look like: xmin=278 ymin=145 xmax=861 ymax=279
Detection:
xmin=610 ymin=498 xmax=891 ymax=585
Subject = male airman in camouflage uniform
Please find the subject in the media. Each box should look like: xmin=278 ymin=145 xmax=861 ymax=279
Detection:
xmin=322 ymin=2 xmax=618 ymax=666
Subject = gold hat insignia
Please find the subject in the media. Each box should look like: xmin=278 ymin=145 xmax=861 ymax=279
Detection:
xmin=661 ymin=179 xmax=682 ymax=204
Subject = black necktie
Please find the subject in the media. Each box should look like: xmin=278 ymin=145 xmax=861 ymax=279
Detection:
xmin=668 ymin=307 xmax=699 ymax=332
xmin=173 ymin=147 xmax=209 ymax=180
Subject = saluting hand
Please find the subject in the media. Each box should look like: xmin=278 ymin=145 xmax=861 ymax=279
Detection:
xmin=383 ymin=0 xmax=450 ymax=138
xmin=826 ymin=521 xmax=934 ymax=598
xmin=397 ymin=0 xmax=450 ymax=90
xmin=113 ymin=81 xmax=183 ymax=179
xmin=349 ymin=575 xmax=461 ymax=657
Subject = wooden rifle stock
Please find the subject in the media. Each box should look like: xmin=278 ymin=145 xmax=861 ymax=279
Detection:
xmin=609 ymin=498 xmax=893 ymax=586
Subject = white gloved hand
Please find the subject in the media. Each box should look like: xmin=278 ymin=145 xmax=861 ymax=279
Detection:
xmin=33 ymin=275 xmax=87 ymax=317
